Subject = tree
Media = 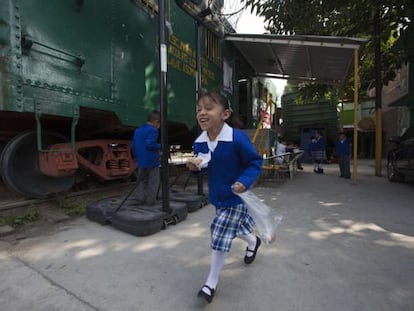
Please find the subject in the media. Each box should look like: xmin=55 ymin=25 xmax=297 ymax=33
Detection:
xmin=243 ymin=0 xmax=413 ymax=176
xmin=243 ymin=0 xmax=414 ymax=99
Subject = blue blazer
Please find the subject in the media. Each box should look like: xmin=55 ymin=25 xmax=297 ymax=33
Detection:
xmin=193 ymin=124 xmax=262 ymax=207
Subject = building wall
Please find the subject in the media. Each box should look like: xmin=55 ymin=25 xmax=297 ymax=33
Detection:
xmin=382 ymin=64 xmax=411 ymax=154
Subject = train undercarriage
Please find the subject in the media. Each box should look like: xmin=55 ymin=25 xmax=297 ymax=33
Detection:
xmin=0 ymin=111 xmax=195 ymax=199
xmin=0 ymin=130 xmax=136 ymax=198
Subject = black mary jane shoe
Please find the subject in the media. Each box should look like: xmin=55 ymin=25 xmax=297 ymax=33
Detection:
xmin=244 ymin=236 xmax=262 ymax=264
xmin=198 ymin=285 xmax=215 ymax=303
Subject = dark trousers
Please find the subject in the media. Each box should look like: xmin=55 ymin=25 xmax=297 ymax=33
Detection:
xmin=133 ymin=167 xmax=160 ymax=206
xmin=338 ymin=155 xmax=350 ymax=178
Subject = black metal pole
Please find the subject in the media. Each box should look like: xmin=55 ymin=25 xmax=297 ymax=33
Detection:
xmin=195 ymin=21 xmax=204 ymax=196
xmin=159 ymin=0 xmax=170 ymax=212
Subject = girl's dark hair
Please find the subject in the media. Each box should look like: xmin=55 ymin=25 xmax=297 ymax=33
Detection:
xmin=198 ymin=89 xmax=244 ymax=128
xmin=147 ymin=110 xmax=160 ymax=122
xmin=199 ymin=89 xmax=231 ymax=110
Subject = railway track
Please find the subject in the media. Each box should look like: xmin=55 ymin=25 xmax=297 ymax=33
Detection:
xmin=0 ymin=182 xmax=136 ymax=213
xmin=0 ymin=163 xmax=197 ymax=214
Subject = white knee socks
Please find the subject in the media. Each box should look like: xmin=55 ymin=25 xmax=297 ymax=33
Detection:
xmin=203 ymin=250 xmax=226 ymax=294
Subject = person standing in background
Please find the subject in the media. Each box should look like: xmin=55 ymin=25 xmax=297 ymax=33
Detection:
xmin=312 ymin=131 xmax=326 ymax=174
xmin=335 ymin=132 xmax=351 ymax=179
xmin=131 ymin=110 xmax=161 ymax=206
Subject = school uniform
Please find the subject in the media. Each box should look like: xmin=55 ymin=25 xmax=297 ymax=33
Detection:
xmin=335 ymin=138 xmax=351 ymax=178
xmin=312 ymin=136 xmax=326 ymax=163
xmin=131 ymin=123 xmax=161 ymax=205
xmin=193 ymin=123 xmax=262 ymax=252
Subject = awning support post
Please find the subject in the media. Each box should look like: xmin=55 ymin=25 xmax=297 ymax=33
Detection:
xmin=352 ymin=48 xmax=359 ymax=184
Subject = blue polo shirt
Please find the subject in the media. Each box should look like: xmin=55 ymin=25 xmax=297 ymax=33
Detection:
xmin=335 ymin=139 xmax=351 ymax=156
xmin=132 ymin=123 xmax=160 ymax=168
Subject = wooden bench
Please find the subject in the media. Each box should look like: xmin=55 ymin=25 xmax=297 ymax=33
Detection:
xmin=259 ymin=151 xmax=304 ymax=184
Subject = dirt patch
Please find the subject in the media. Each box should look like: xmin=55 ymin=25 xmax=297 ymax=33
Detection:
xmin=0 ymin=185 xmax=135 ymax=245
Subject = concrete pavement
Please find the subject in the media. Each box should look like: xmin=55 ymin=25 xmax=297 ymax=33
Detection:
xmin=1 ymin=160 xmax=413 ymax=311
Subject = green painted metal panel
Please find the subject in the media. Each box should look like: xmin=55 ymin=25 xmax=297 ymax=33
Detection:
xmin=1 ymin=0 xmax=233 ymax=131
xmin=281 ymin=92 xmax=339 ymax=142
xmin=19 ymin=0 xmax=113 ymax=114
xmin=0 ymin=0 xmax=21 ymax=111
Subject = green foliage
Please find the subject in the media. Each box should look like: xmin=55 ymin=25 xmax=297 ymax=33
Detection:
xmin=283 ymin=81 xmax=337 ymax=104
xmin=243 ymin=0 xmax=414 ymax=99
xmin=56 ymin=196 xmax=86 ymax=216
xmin=0 ymin=206 xmax=40 ymax=228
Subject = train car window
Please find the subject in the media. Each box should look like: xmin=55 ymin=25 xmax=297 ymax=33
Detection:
xmin=205 ymin=29 xmax=221 ymax=66
xmin=132 ymin=0 xmax=159 ymax=15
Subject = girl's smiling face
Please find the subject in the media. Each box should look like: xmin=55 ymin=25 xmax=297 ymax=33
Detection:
xmin=196 ymin=94 xmax=231 ymax=134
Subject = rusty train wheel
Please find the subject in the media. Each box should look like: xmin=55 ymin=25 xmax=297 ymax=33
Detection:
xmin=0 ymin=131 xmax=75 ymax=198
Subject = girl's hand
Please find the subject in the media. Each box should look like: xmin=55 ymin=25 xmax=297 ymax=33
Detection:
xmin=232 ymin=181 xmax=245 ymax=193
xmin=186 ymin=158 xmax=202 ymax=171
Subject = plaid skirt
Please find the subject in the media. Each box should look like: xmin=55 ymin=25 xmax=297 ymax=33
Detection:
xmin=210 ymin=203 xmax=255 ymax=252
xmin=311 ymin=150 xmax=326 ymax=162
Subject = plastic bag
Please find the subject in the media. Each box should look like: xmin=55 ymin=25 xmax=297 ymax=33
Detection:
xmin=235 ymin=190 xmax=282 ymax=244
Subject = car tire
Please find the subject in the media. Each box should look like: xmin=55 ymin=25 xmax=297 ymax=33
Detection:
xmin=387 ymin=158 xmax=405 ymax=182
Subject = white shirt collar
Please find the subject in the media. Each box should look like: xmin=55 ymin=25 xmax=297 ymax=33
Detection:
xmin=195 ymin=123 xmax=233 ymax=143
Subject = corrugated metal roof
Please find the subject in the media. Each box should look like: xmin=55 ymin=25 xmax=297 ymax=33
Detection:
xmin=224 ymin=33 xmax=367 ymax=84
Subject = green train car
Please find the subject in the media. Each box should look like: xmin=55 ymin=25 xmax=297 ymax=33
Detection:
xmin=0 ymin=0 xmax=242 ymax=197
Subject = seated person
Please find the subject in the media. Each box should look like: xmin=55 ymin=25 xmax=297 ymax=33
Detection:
xmin=275 ymin=138 xmax=287 ymax=164
xmin=286 ymin=141 xmax=304 ymax=170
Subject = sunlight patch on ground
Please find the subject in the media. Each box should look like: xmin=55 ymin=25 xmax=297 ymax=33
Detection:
xmin=75 ymin=246 xmax=105 ymax=260
xmin=309 ymin=219 xmax=387 ymax=240
xmin=111 ymin=242 xmax=134 ymax=252
xmin=317 ymin=201 xmax=343 ymax=207
xmin=308 ymin=219 xmax=414 ymax=249
xmin=375 ymin=232 xmax=414 ymax=249
xmin=132 ymin=239 xmax=181 ymax=252
xmin=64 ymin=239 xmax=98 ymax=249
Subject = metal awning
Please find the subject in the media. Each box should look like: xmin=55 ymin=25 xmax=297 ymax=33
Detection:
xmin=224 ymin=33 xmax=368 ymax=184
xmin=224 ymin=33 xmax=367 ymax=84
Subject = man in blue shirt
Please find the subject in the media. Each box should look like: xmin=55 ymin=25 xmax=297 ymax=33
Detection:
xmin=131 ymin=110 xmax=161 ymax=206
xmin=335 ymin=132 xmax=351 ymax=179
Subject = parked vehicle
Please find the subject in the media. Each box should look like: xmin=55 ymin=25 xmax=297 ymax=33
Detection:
xmin=387 ymin=126 xmax=414 ymax=182
xmin=0 ymin=0 xmax=242 ymax=198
